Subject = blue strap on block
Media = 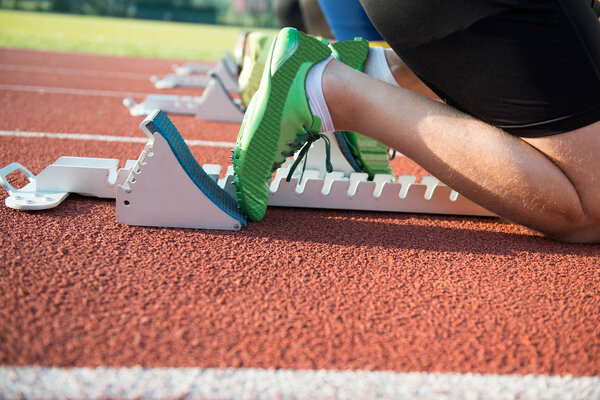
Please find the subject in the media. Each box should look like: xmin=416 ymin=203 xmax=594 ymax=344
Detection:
xmin=144 ymin=110 xmax=246 ymax=227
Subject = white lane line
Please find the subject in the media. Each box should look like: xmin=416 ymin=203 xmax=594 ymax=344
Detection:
xmin=0 ymin=367 xmax=597 ymax=400
xmin=0 ymin=84 xmax=154 ymax=98
xmin=0 ymin=130 xmax=236 ymax=148
xmin=0 ymin=64 xmax=151 ymax=80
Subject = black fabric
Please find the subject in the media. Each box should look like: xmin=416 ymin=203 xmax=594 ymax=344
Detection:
xmin=592 ymin=0 xmax=600 ymax=17
xmin=359 ymin=0 xmax=600 ymax=137
xmin=274 ymin=0 xmax=305 ymax=31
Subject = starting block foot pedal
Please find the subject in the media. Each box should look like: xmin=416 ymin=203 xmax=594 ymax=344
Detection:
xmin=0 ymin=111 xmax=246 ymax=230
xmin=192 ymin=72 xmax=244 ymax=123
xmin=117 ymin=110 xmax=246 ymax=230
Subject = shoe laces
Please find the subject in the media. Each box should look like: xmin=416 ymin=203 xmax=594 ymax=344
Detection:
xmin=286 ymin=125 xmax=333 ymax=183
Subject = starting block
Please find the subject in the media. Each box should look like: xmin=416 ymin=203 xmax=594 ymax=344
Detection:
xmin=151 ymin=54 xmax=239 ymax=93
xmin=172 ymin=53 xmax=239 ymax=76
xmin=0 ymin=110 xmax=495 ymax=231
xmin=0 ymin=110 xmax=246 ymax=230
xmin=124 ymin=72 xmax=245 ymax=123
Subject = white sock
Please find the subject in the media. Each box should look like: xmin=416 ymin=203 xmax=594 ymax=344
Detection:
xmin=364 ymin=46 xmax=399 ymax=87
xmin=305 ymin=55 xmax=335 ymax=133
xmin=304 ymin=49 xmax=398 ymax=133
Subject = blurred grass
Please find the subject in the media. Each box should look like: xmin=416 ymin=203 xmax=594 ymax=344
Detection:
xmin=0 ymin=9 xmax=277 ymax=61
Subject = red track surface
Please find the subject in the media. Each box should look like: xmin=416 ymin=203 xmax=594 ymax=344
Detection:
xmin=1 ymin=48 xmax=599 ymax=376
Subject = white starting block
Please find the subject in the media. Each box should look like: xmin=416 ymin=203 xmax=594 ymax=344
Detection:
xmin=151 ymin=54 xmax=239 ymax=93
xmin=0 ymin=110 xmax=247 ymax=230
xmin=172 ymin=53 xmax=239 ymax=76
xmin=0 ymin=158 xmax=135 ymax=211
xmin=124 ymin=72 xmax=245 ymax=123
xmin=272 ymin=169 xmax=494 ymax=216
xmin=0 ymin=110 xmax=495 ymax=231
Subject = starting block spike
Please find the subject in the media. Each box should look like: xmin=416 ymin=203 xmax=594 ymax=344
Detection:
xmin=116 ymin=110 xmax=246 ymax=230
xmin=124 ymin=74 xmax=244 ymax=123
xmin=0 ymin=162 xmax=68 ymax=210
xmin=151 ymin=56 xmax=239 ymax=93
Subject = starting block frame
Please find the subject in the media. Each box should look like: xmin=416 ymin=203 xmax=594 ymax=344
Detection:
xmin=1 ymin=110 xmax=495 ymax=231
xmin=124 ymin=72 xmax=245 ymax=123
xmin=151 ymin=54 xmax=239 ymax=93
xmin=172 ymin=53 xmax=239 ymax=77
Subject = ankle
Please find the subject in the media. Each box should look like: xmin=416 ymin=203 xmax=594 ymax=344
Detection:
xmin=322 ymin=59 xmax=356 ymax=131
xmin=305 ymin=56 xmax=335 ymax=132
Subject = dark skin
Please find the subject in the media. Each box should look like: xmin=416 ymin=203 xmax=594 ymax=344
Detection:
xmin=321 ymin=52 xmax=600 ymax=243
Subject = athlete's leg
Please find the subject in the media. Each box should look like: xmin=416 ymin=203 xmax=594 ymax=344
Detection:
xmin=322 ymin=60 xmax=600 ymax=243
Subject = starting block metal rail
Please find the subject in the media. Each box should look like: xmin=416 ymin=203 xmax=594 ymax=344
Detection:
xmin=0 ymin=110 xmax=495 ymax=231
xmin=124 ymin=72 xmax=245 ymax=123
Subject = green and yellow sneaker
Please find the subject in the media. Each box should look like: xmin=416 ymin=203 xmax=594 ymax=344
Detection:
xmin=233 ymin=28 xmax=332 ymax=221
xmin=238 ymin=32 xmax=274 ymax=108
xmin=330 ymin=39 xmax=395 ymax=179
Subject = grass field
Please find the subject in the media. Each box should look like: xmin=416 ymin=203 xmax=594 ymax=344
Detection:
xmin=0 ymin=9 xmax=277 ymax=61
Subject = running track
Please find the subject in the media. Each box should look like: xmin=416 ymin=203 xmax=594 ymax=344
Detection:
xmin=0 ymin=48 xmax=599 ymax=399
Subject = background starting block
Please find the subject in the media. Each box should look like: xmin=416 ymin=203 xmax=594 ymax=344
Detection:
xmin=151 ymin=54 xmax=239 ymax=93
xmin=124 ymin=72 xmax=244 ymax=123
xmin=172 ymin=53 xmax=239 ymax=76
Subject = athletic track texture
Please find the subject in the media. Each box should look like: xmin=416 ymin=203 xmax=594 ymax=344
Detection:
xmin=0 ymin=48 xmax=599 ymax=399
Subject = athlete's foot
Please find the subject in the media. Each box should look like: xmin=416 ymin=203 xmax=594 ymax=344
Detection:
xmin=326 ymin=43 xmax=395 ymax=178
xmin=233 ymin=28 xmax=332 ymax=221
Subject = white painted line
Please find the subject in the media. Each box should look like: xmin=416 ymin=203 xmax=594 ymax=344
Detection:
xmin=0 ymin=367 xmax=597 ymax=400
xmin=0 ymin=130 xmax=236 ymax=148
xmin=0 ymin=84 xmax=154 ymax=98
xmin=0 ymin=64 xmax=151 ymax=80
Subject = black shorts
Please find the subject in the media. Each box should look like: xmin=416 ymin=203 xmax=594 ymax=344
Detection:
xmin=359 ymin=0 xmax=600 ymax=137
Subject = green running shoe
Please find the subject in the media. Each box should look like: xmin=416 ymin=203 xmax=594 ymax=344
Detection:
xmin=330 ymin=39 xmax=395 ymax=179
xmin=238 ymin=32 xmax=274 ymax=108
xmin=233 ymin=28 xmax=332 ymax=221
